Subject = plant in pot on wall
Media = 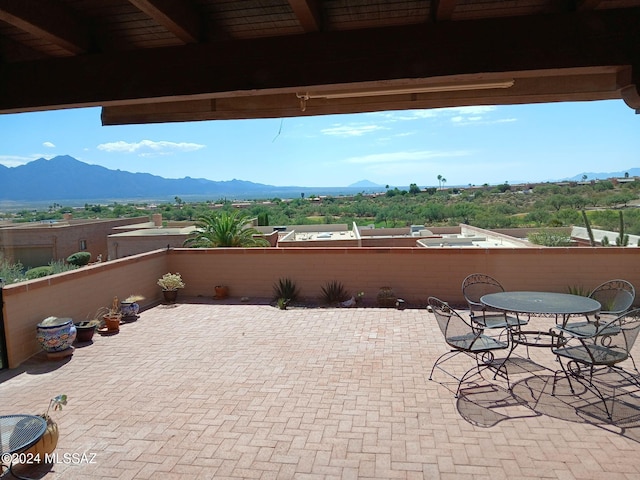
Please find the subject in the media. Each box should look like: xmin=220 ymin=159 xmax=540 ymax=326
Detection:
xmin=158 ymin=272 xmax=185 ymax=303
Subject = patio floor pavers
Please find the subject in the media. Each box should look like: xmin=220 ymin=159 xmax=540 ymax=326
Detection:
xmin=2 ymin=300 xmax=640 ymax=479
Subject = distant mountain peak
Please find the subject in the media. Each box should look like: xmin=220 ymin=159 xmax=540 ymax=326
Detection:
xmin=349 ymin=179 xmax=382 ymax=188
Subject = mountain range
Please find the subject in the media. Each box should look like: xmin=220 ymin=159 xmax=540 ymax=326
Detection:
xmin=0 ymin=155 xmax=383 ymax=204
xmin=0 ymin=155 xmax=635 ymax=205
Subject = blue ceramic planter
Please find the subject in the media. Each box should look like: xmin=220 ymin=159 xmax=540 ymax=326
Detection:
xmin=36 ymin=317 xmax=77 ymax=352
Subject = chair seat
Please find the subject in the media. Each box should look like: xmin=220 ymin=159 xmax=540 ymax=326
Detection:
xmin=448 ymin=333 xmax=508 ymax=351
xmin=555 ymin=321 xmax=621 ymax=338
xmin=554 ymin=344 xmax=628 ymax=366
xmin=473 ymin=312 xmax=527 ymax=329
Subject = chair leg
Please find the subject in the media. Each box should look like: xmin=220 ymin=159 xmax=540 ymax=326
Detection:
xmin=455 ymin=353 xmax=510 ymax=397
xmin=429 ymin=350 xmax=462 ymax=381
xmin=554 ymin=360 xmax=615 ymax=419
xmin=628 ymin=353 xmax=639 ymax=373
xmin=553 ymin=357 xmax=576 ymax=396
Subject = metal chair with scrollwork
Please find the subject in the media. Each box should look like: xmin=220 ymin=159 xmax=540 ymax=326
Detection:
xmin=551 ymin=308 xmax=640 ymax=419
xmin=428 ymin=296 xmax=510 ymax=397
xmin=557 ymin=279 xmax=637 ymax=370
xmin=462 ymin=273 xmax=529 ymax=335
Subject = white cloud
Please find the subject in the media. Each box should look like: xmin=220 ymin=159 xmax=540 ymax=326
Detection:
xmin=444 ymin=106 xmax=498 ymax=115
xmin=43 ymin=141 xmax=56 ymax=148
xmin=345 ymin=150 xmax=470 ymax=165
xmin=97 ymin=139 xmax=205 ymax=156
xmin=320 ymin=124 xmax=386 ymax=137
xmin=369 ymin=110 xmax=438 ymax=122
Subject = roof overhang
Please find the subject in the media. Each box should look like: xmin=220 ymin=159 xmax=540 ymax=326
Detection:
xmin=1 ymin=6 xmax=639 ymax=124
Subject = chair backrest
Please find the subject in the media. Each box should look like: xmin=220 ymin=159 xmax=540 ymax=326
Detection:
xmin=589 ymin=279 xmax=635 ymax=315
xmin=428 ymin=296 xmax=478 ymax=350
xmin=462 ymin=273 xmax=505 ymax=312
xmin=599 ymin=308 xmax=640 ymax=357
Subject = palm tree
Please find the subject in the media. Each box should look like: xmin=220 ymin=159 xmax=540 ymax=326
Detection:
xmin=184 ymin=210 xmax=269 ymax=247
xmin=437 ymin=174 xmax=442 ymax=190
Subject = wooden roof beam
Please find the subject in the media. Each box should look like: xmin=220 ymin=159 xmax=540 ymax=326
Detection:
xmin=619 ymin=66 xmax=640 ymax=112
xmin=431 ymin=0 xmax=457 ymax=22
xmin=128 ymin=0 xmax=201 ymax=43
xmin=0 ymin=0 xmax=89 ymax=55
xmin=288 ymin=0 xmax=322 ymax=32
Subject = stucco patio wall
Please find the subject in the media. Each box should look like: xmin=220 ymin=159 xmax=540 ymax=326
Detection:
xmin=3 ymin=246 xmax=640 ymax=369
xmin=2 ymin=249 xmax=168 ymax=368
xmin=168 ymin=246 xmax=640 ymax=308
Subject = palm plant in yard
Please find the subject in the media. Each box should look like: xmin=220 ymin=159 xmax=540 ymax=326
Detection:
xmin=183 ymin=210 xmax=269 ymax=247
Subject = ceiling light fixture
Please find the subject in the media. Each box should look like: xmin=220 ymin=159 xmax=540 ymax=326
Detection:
xmin=296 ymin=80 xmax=515 ymax=111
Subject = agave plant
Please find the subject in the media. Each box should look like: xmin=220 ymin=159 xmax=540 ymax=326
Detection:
xmin=183 ymin=210 xmax=269 ymax=248
xmin=273 ymin=277 xmax=299 ymax=303
xmin=321 ymin=280 xmax=350 ymax=304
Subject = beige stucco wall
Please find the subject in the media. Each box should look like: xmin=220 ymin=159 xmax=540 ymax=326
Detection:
xmin=168 ymin=247 xmax=640 ymax=306
xmin=3 ymin=246 xmax=640 ymax=369
xmin=2 ymin=249 xmax=167 ymax=368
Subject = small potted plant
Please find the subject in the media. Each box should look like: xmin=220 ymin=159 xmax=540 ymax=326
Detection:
xmin=158 ymin=272 xmax=185 ymax=303
xmin=120 ymin=294 xmax=145 ymax=320
xmin=102 ymin=297 xmax=122 ymax=332
xmin=214 ymin=285 xmax=229 ymax=299
xmin=18 ymin=394 xmax=67 ymax=461
xmin=74 ymin=316 xmax=101 ymax=343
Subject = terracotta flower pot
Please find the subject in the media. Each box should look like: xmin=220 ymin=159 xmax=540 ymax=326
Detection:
xmin=103 ymin=314 xmax=121 ymax=332
xmin=214 ymin=285 xmax=229 ymax=299
xmin=20 ymin=414 xmax=59 ymax=460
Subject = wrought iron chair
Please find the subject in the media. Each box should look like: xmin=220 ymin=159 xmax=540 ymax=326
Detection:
xmin=428 ymin=296 xmax=510 ymax=397
xmin=461 ymin=273 xmax=529 ymax=332
xmin=557 ymin=279 xmax=637 ymax=370
xmin=551 ymin=308 xmax=640 ymax=419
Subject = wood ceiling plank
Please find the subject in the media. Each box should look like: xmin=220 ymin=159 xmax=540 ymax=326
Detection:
xmin=431 ymin=0 xmax=457 ymax=22
xmin=577 ymin=0 xmax=604 ymax=10
xmin=2 ymin=7 xmax=640 ymax=114
xmin=0 ymin=0 xmax=89 ymax=54
xmin=288 ymin=0 xmax=322 ymax=31
xmin=128 ymin=0 xmax=201 ymax=43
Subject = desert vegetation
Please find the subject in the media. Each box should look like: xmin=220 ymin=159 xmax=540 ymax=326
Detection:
xmin=4 ymin=179 xmax=640 ymax=234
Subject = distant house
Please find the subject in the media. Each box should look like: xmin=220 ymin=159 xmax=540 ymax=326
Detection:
xmin=0 ymin=215 xmax=150 ymax=268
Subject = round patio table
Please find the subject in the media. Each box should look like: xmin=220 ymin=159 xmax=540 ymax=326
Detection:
xmin=481 ymin=291 xmax=601 ymax=347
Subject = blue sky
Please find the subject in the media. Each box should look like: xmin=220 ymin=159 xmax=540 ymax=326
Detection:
xmin=0 ymin=100 xmax=638 ymax=188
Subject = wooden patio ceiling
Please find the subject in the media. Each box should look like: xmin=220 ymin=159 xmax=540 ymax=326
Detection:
xmin=0 ymin=0 xmax=639 ymax=125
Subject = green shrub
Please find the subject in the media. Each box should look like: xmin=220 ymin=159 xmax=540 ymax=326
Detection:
xmin=66 ymin=251 xmax=91 ymax=266
xmin=25 ymin=266 xmax=54 ymax=279
xmin=50 ymin=260 xmax=78 ymax=274
xmin=0 ymin=255 xmax=25 ymax=284
xmin=273 ymin=277 xmax=299 ymax=302
xmin=321 ymin=280 xmax=350 ymax=304
xmin=527 ymin=230 xmax=572 ymax=247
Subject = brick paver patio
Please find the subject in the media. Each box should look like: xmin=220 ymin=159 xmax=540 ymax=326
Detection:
xmin=2 ymin=300 xmax=640 ymax=479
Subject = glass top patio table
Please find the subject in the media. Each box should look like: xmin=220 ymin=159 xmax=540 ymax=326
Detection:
xmin=481 ymin=291 xmax=601 ymax=316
